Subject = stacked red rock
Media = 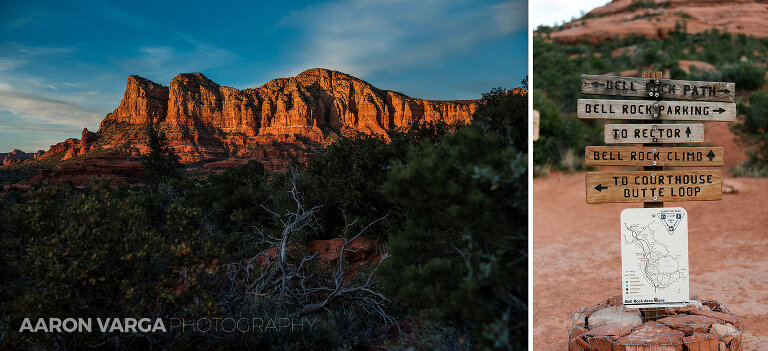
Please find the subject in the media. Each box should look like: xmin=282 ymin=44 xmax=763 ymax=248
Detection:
xmin=41 ymin=68 xmax=479 ymax=164
xmin=569 ymin=297 xmax=742 ymax=351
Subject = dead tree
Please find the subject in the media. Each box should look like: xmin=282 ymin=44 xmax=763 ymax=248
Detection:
xmin=224 ymin=172 xmax=394 ymax=324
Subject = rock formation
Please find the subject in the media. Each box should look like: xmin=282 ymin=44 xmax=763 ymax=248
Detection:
xmin=38 ymin=68 xmax=478 ymax=165
xmin=549 ymin=0 xmax=768 ymax=44
xmin=0 ymin=149 xmax=40 ymax=166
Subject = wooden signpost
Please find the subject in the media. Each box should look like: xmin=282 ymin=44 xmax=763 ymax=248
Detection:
xmin=604 ymin=123 xmax=704 ymax=143
xmin=585 ymin=146 xmax=724 ymax=167
xmin=577 ymin=99 xmax=736 ymax=121
xmin=575 ymin=71 xmax=734 ymax=313
xmin=580 ymin=72 xmax=729 ymax=204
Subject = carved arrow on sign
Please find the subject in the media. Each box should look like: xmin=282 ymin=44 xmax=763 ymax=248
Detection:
xmin=719 ymin=89 xmax=731 ymax=94
xmin=707 ymin=150 xmax=715 ymax=161
xmin=594 ymin=184 xmax=608 ymax=192
xmin=685 ymin=127 xmax=692 ymax=137
xmin=714 ymin=108 xmax=726 ymax=113
xmin=591 ymin=81 xmax=605 ymax=88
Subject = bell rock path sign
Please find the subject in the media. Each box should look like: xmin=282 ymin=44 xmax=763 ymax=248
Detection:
xmin=604 ymin=124 xmax=704 ymax=144
xmin=577 ymin=99 xmax=736 ymax=121
xmin=581 ymin=75 xmax=735 ymax=103
xmin=585 ymin=170 xmax=723 ymax=203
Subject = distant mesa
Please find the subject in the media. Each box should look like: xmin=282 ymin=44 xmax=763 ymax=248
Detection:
xmin=28 ymin=68 xmax=479 ymax=168
xmin=547 ymin=0 xmax=768 ymax=44
xmin=0 ymin=149 xmax=44 ymax=166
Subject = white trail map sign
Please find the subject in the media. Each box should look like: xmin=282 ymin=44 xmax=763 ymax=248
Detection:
xmin=621 ymin=207 xmax=689 ymax=308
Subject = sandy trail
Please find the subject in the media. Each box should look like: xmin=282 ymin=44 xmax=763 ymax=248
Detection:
xmin=533 ymin=172 xmax=768 ymax=350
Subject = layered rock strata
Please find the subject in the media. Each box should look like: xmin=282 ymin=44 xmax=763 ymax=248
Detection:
xmin=39 ymin=68 xmax=477 ymax=164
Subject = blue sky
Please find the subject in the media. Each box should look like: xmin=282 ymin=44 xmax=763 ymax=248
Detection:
xmin=0 ymin=0 xmax=527 ymax=152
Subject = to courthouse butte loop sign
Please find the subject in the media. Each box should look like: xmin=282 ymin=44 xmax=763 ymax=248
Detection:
xmin=585 ymin=170 xmax=723 ymax=203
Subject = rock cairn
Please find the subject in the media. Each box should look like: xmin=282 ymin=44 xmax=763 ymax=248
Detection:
xmin=569 ymin=296 xmax=742 ymax=351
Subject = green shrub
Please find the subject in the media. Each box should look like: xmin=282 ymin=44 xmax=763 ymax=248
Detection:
xmin=472 ymin=86 xmax=528 ymax=152
xmin=733 ymin=91 xmax=768 ymax=172
xmin=382 ymin=127 xmax=527 ymax=350
xmin=718 ymin=61 xmax=766 ymax=91
xmin=0 ymin=179 xmax=220 ymax=349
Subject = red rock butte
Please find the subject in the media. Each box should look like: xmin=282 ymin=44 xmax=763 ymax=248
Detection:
xmin=36 ymin=68 xmax=480 ymax=164
xmin=549 ymin=0 xmax=768 ymax=44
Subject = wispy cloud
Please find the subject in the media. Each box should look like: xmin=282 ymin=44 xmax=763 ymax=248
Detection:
xmin=280 ymin=0 xmax=526 ymax=77
xmin=0 ymin=90 xmax=103 ymax=128
xmin=119 ymin=39 xmax=237 ymax=82
xmin=0 ymin=57 xmax=28 ymax=71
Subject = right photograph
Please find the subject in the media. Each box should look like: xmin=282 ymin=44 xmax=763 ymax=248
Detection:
xmin=532 ymin=0 xmax=768 ymax=350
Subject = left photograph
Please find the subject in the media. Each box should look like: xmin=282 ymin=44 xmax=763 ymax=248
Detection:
xmin=0 ymin=1 xmax=529 ymax=350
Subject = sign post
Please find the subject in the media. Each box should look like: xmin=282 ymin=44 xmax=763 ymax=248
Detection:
xmin=578 ymin=71 xmax=732 ymax=309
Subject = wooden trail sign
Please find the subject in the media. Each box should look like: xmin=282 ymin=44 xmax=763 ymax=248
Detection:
xmin=585 ymin=146 xmax=724 ymax=167
xmin=577 ymin=99 xmax=736 ymax=121
xmin=605 ymin=124 xmax=704 ymax=144
xmin=581 ymin=74 xmax=735 ymax=102
xmin=585 ymin=170 xmax=722 ymax=203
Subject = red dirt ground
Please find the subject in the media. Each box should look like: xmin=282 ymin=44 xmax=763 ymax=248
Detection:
xmin=533 ymin=172 xmax=768 ymax=350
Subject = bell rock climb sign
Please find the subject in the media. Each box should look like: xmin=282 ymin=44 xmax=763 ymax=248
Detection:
xmin=585 ymin=146 xmax=724 ymax=167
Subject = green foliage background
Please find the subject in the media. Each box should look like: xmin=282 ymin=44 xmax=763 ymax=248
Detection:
xmin=533 ymin=25 xmax=768 ymax=174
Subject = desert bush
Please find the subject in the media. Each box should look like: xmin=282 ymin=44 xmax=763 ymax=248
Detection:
xmin=382 ymin=127 xmax=528 ymax=350
xmin=533 ymin=89 xmax=602 ymax=172
xmin=733 ymin=91 xmax=768 ymax=173
xmin=0 ymin=179 xmax=220 ymax=350
xmin=717 ymin=61 xmax=766 ymax=91
xmin=472 ymin=85 xmax=528 ymax=152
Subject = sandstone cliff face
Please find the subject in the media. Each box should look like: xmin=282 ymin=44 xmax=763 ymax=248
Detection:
xmin=43 ymin=68 xmax=478 ymax=164
xmin=101 ymin=75 xmax=168 ymax=127
xmin=550 ymin=0 xmax=768 ymax=44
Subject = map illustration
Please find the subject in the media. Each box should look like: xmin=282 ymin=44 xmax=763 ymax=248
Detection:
xmin=621 ymin=208 xmax=689 ymax=308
